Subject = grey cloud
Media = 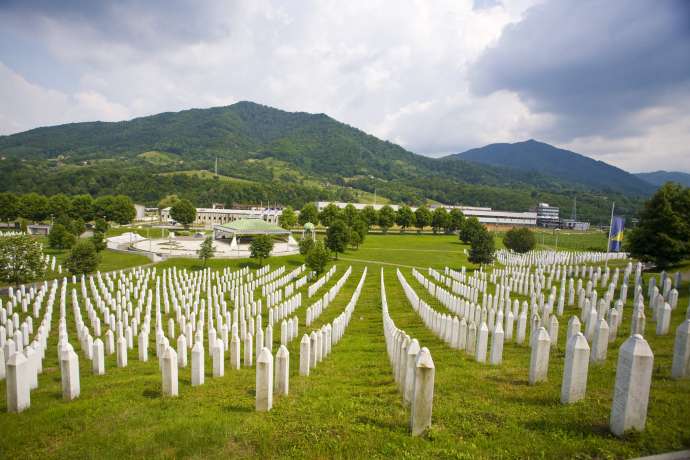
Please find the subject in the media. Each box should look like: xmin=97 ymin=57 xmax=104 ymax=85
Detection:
xmin=471 ymin=0 xmax=690 ymax=140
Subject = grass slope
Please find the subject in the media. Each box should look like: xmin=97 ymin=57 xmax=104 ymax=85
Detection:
xmin=0 ymin=234 xmax=688 ymax=458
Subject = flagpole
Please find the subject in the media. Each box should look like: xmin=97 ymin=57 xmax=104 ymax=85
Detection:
xmin=605 ymin=201 xmax=615 ymax=267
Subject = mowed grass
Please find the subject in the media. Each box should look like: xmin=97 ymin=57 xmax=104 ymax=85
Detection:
xmin=0 ymin=234 xmax=689 ymax=458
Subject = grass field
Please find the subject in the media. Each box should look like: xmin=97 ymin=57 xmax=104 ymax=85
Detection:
xmin=0 ymin=234 xmax=688 ymax=459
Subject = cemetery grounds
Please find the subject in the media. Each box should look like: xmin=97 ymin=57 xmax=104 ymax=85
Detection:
xmin=0 ymin=233 xmax=689 ymax=459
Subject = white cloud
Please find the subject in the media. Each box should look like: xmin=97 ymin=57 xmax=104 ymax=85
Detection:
xmin=0 ymin=62 xmax=130 ymax=134
xmin=0 ymin=0 xmax=688 ymax=172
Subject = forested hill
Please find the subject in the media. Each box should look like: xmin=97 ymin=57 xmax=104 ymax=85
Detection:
xmin=636 ymin=170 xmax=690 ymax=187
xmin=450 ymin=140 xmax=655 ymax=196
xmin=0 ymin=102 xmax=644 ymax=223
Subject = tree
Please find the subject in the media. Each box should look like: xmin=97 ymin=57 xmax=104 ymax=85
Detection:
xmin=65 ymin=239 xmax=100 ymax=275
xmin=298 ymin=203 xmax=319 ymax=226
xmin=0 ymin=235 xmax=45 ymax=285
xmin=94 ymin=217 xmax=109 ymax=234
xmin=250 ymin=234 xmax=274 ymax=266
xmin=459 ymin=217 xmax=484 ymax=244
xmin=432 ymin=208 xmax=449 ymax=234
xmin=70 ymin=194 xmax=95 ymax=221
xmin=94 ymin=195 xmax=116 ymax=221
xmin=111 ymin=195 xmax=137 ymax=224
xmin=349 ymin=229 xmax=361 ymax=248
xmin=19 ymin=193 xmax=49 ymax=221
xmin=299 ymin=237 xmax=315 ymax=256
xmin=49 ymin=223 xmax=76 ymax=249
xmin=325 ymin=219 xmax=349 ymax=259
xmin=91 ymin=231 xmax=107 ymax=252
xmin=361 ymin=206 xmax=378 ymax=228
xmin=157 ymin=194 xmax=180 ymax=209
xmin=396 ymin=205 xmax=415 ymax=233
xmin=319 ymin=203 xmax=342 ymax=227
xmin=352 ymin=217 xmax=368 ymax=246
xmin=71 ymin=217 xmax=86 ymax=236
xmin=378 ymin=205 xmax=395 ymax=234
xmin=628 ymin=182 xmax=690 ymax=268
xmin=448 ymin=209 xmax=465 ymax=233
xmin=198 ymin=236 xmax=215 ymax=267
xmin=279 ymin=206 xmax=297 ymax=229
xmin=306 ymin=241 xmax=330 ymax=275
xmin=48 ymin=194 xmax=72 ymax=218
xmin=343 ymin=204 xmax=359 ymax=227
xmin=170 ymin=199 xmax=196 ymax=228
xmin=0 ymin=192 xmax=19 ymax=222
xmin=468 ymin=226 xmax=495 ymax=265
xmin=415 ymin=206 xmax=432 ymax=233
xmin=503 ymin=227 xmax=536 ymax=253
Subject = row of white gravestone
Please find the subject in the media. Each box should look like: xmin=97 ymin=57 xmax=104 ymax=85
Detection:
xmin=298 ymin=268 xmax=368 ymax=379
xmin=3 ymin=263 xmax=299 ymax=408
xmin=254 ymin=345 xmax=290 ymax=411
xmin=495 ymin=249 xmax=629 ymax=267
xmin=380 ymin=268 xmax=435 ymax=436
xmin=3 ymin=281 xmax=56 ymax=413
xmin=305 ymin=266 xmax=352 ymax=326
xmin=307 ymin=265 xmax=337 ymax=297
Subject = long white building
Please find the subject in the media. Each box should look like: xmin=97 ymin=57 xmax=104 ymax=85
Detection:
xmin=315 ymin=201 xmax=537 ymax=226
xmin=161 ymin=206 xmax=282 ymax=228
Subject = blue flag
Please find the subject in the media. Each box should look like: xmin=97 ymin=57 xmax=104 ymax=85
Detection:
xmin=608 ymin=216 xmax=625 ymax=252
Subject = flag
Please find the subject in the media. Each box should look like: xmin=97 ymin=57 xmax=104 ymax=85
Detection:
xmin=608 ymin=216 xmax=625 ymax=252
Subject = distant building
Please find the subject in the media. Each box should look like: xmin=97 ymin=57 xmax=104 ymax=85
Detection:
xmin=161 ymin=206 xmax=282 ymax=228
xmin=561 ymin=219 xmax=590 ymax=231
xmin=315 ymin=201 xmax=537 ymax=227
xmin=535 ymin=203 xmax=560 ymax=227
xmin=27 ymin=224 xmax=51 ymax=236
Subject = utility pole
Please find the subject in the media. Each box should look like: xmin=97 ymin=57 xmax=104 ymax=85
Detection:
xmin=215 ymin=157 xmax=218 ymax=176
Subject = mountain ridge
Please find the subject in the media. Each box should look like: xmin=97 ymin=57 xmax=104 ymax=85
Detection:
xmin=0 ymin=102 xmax=646 ymax=223
xmin=448 ymin=139 xmax=655 ymax=196
xmin=635 ymin=170 xmax=690 ymax=187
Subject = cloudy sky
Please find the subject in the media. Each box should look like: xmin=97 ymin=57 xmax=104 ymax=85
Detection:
xmin=1 ymin=0 xmax=689 ymax=172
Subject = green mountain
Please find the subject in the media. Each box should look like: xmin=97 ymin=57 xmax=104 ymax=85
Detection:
xmin=635 ymin=170 xmax=690 ymax=187
xmin=450 ymin=139 xmax=655 ymax=196
xmin=0 ymin=102 xmax=644 ymax=223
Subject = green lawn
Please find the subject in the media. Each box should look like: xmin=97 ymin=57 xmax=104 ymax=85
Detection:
xmin=0 ymin=233 xmax=688 ymax=458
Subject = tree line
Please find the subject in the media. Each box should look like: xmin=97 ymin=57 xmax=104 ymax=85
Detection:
xmin=0 ymin=192 xmax=136 ymax=225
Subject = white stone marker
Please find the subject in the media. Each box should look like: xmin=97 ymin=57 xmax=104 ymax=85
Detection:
xmin=177 ymin=335 xmax=187 ymax=368
xmin=410 ymin=347 xmax=435 ymax=436
xmin=6 ymin=351 xmax=30 ymax=412
xmin=516 ymin=311 xmax=527 ymax=344
xmin=567 ymin=316 xmax=581 ymax=341
xmin=105 ymin=330 xmax=115 ymax=355
xmin=191 ymin=341 xmax=204 ymax=386
xmin=230 ymin=334 xmax=241 ymax=370
xmin=299 ymin=334 xmax=310 ymax=376
xmin=92 ymin=338 xmax=105 ymax=375
xmin=489 ymin=322 xmax=504 ymax=366
xmin=561 ymin=332 xmax=590 ymax=404
xmin=656 ymin=303 xmax=671 ymax=336
xmin=548 ymin=316 xmax=559 ymax=349
xmin=61 ymin=346 xmax=80 ymax=401
xmin=529 ymin=327 xmax=551 ymax=385
xmin=610 ymin=334 xmax=654 ymax=437
xmin=256 ymin=347 xmax=273 ymax=412
xmin=213 ymin=339 xmax=225 ymax=377
xmin=591 ymin=318 xmax=609 ymax=364
xmin=161 ymin=346 xmax=179 ymax=397
xmin=475 ymin=322 xmax=489 ymax=363
xmin=116 ymin=336 xmax=127 ymax=368
xmin=404 ymin=339 xmax=420 ymax=405
xmin=244 ymin=333 xmax=253 ymax=367
xmin=138 ymin=332 xmax=148 ymax=362
xmin=275 ymin=345 xmax=289 ymax=396
xmin=671 ymin=319 xmax=690 ymax=379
